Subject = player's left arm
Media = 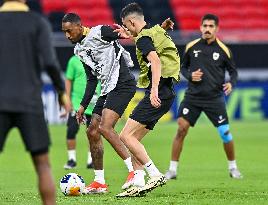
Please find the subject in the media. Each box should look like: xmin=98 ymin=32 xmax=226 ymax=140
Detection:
xmin=161 ymin=18 xmax=174 ymax=30
xmin=147 ymin=51 xmax=161 ymax=108
xmin=137 ymin=36 xmax=161 ymax=108
xmin=113 ymin=18 xmax=174 ymax=40
xmin=101 ymin=25 xmax=122 ymax=41
xmin=224 ymin=49 xmax=238 ymax=95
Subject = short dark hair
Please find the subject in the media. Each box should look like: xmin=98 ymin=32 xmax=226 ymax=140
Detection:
xmin=201 ymin=14 xmax=219 ymax=26
xmin=62 ymin=13 xmax=81 ymax=24
xmin=120 ymin=3 xmax=143 ymax=19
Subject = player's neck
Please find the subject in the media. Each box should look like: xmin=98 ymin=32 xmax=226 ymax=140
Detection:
xmin=206 ymin=36 xmax=216 ymax=44
xmin=136 ymin=21 xmax=147 ymax=34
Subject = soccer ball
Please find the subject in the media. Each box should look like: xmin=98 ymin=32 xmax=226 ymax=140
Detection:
xmin=60 ymin=173 xmax=85 ymax=196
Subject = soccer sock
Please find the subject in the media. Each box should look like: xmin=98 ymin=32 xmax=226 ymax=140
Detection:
xmin=228 ymin=160 xmax=237 ymax=170
xmin=124 ymin=157 xmax=134 ymax=172
xmin=144 ymin=160 xmax=161 ymax=177
xmin=68 ymin=150 xmax=76 ymax=161
xmin=133 ymin=170 xmax=146 ymax=187
xmin=87 ymin=151 xmax=92 ymax=164
xmin=94 ymin=170 xmax=105 ymax=184
xmin=169 ymin=160 xmax=178 ymax=172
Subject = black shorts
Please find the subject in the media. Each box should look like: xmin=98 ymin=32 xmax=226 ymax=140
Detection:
xmin=178 ymin=97 xmax=229 ymax=127
xmin=93 ymin=81 xmax=136 ymax=117
xmin=130 ymin=93 xmax=175 ymax=130
xmin=0 ymin=112 xmax=50 ymax=153
xmin=66 ymin=111 xmax=91 ymax=140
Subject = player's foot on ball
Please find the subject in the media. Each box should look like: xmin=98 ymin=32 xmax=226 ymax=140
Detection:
xmin=86 ymin=162 xmax=94 ymax=169
xmin=64 ymin=159 xmax=76 ymax=169
xmin=165 ymin=170 xmax=177 ymax=180
xmin=83 ymin=181 xmax=108 ymax=194
xmin=139 ymin=174 xmax=167 ymax=195
xmin=229 ymin=168 xmax=243 ymax=179
xmin=121 ymin=171 xmax=134 ymax=190
xmin=116 ymin=186 xmax=144 ymax=197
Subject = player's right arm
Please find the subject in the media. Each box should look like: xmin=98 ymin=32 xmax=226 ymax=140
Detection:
xmin=181 ymin=49 xmax=203 ymax=82
xmin=77 ymin=63 xmax=98 ymax=124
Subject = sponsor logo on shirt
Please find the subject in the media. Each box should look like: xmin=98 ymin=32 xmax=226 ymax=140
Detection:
xmin=193 ymin=50 xmax=201 ymax=57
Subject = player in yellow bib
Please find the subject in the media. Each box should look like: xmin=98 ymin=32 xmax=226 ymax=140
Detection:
xmin=114 ymin=3 xmax=180 ymax=197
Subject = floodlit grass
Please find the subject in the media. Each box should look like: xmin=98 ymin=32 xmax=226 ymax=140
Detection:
xmin=1 ymin=121 xmax=268 ymax=204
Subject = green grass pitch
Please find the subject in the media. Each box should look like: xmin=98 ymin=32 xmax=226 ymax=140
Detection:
xmin=0 ymin=121 xmax=268 ymax=205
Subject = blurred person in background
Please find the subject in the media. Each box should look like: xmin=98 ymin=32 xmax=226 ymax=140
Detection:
xmin=26 ymin=0 xmax=42 ymax=14
xmin=165 ymin=14 xmax=242 ymax=180
xmin=63 ymin=55 xmax=101 ymax=170
xmin=0 ymin=0 xmax=70 ymax=205
xmin=114 ymin=2 xmax=180 ymax=197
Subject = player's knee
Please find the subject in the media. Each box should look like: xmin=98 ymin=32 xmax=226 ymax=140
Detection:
xmin=98 ymin=123 xmax=111 ymax=137
xmin=217 ymin=124 xmax=233 ymax=143
xmin=120 ymin=128 xmax=136 ymax=145
xmin=177 ymin=121 xmax=188 ymax=139
xmin=87 ymin=124 xmax=98 ymax=138
xmin=67 ymin=135 xmax=75 ymax=140
xmin=66 ymin=129 xmax=77 ymax=140
xmin=178 ymin=126 xmax=187 ymax=135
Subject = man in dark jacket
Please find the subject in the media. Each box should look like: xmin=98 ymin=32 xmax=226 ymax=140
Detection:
xmin=0 ymin=0 xmax=70 ymax=204
xmin=165 ymin=14 xmax=242 ymax=180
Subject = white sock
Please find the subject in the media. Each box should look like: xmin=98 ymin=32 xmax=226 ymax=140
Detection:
xmin=144 ymin=160 xmax=161 ymax=177
xmin=133 ymin=170 xmax=146 ymax=187
xmin=87 ymin=151 xmax=92 ymax=164
xmin=228 ymin=160 xmax=237 ymax=170
xmin=169 ymin=160 xmax=178 ymax=172
xmin=68 ymin=150 xmax=76 ymax=161
xmin=94 ymin=170 xmax=105 ymax=184
xmin=124 ymin=157 xmax=134 ymax=172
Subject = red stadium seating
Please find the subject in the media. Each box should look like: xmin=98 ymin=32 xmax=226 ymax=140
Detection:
xmin=42 ymin=0 xmax=66 ymax=14
xmin=41 ymin=0 xmax=114 ymax=26
xmin=66 ymin=7 xmax=114 ymax=27
xmin=170 ymin=0 xmax=268 ymax=31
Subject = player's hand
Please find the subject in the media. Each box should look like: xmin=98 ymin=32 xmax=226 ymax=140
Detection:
xmin=113 ymin=24 xmax=131 ymax=39
xmin=223 ymin=82 xmax=232 ymax=95
xmin=191 ymin=69 xmax=203 ymax=82
xmin=58 ymin=92 xmax=72 ymax=117
xmin=150 ymin=87 xmax=161 ymax=108
xmin=76 ymin=106 xmax=85 ymax=124
xmin=161 ymin=17 xmax=174 ymax=30
xmin=60 ymin=103 xmax=73 ymax=118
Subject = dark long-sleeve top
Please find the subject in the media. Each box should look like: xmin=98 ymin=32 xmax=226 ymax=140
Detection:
xmin=182 ymin=38 xmax=238 ymax=100
xmin=0 ymin=6 xmax=64 ymax=113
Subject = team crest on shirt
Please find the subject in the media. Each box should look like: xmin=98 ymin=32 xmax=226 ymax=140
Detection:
xmin=213 ymin=52 xmax=220 ymax=60
xmin=183 ymin=108 xmax=189 ymax=115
